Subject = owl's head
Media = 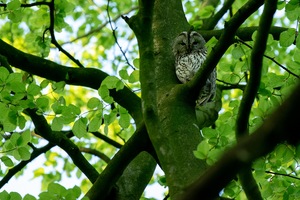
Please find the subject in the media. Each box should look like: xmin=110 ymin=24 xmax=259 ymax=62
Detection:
xmin=172 ymin=31 xmax=206 ymax=56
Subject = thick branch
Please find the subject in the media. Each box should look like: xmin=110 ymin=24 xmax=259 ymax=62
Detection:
xmin=24 ymin=108 xmax=99 ymax=183
xmin=236 ymin=0 xmax=277 ymax=140
xmin=235 ymin=1 xmax=277 ymax=199
xmin=85 ymin=124 xmax=155 ymax=199
xmin=0 ymin=2 xmax=50 ymax=8
xmin=0 ymin=39 xmax=143 ymax=124
xmin=181 ymin=82 xmax=300 ymax=200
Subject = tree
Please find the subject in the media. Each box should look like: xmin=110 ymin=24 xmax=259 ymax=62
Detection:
xmin=0 ymin=0 xmax=300 ymax=199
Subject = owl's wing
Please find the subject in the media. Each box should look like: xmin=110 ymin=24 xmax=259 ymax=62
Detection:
xmin=196 ymin=69 xmax=216 ymax=106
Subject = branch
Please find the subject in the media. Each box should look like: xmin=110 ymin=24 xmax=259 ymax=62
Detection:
xmin=199 ymin=26 xmax=288 ymax=42
xmin=85 ymin=124 xmax=155 ymax=199
xmin=61 ymin=6 xmax=138 ymax=45
xmin=0 ymin=39 xmax=143 ymax=124
xmin=0 ymin=142 xmax=54 ymax=189
xmin=24 ymin=108 xmax=99 ymax=183
xmin=236 ymin=0 xmax=277 ymax=138
xmin=237 ymin=39 xmax=300 ymax=79
xmin=0 ymin=2 xmax=51 ymax=8
xmin=217 ymin=80 xmax=246 ymax=91
xmin=201 ymin=0 xmax=235 ymax=30
xmin=265 ymin=170 xmax=300 ymax=181
xmin=79 ymin=147 xmax=111 ymax=163
xmin=46 ymin=0 xmax=84 ymax=68
xmin=91 ymin=131 xmax=123 ymax=148
xmin=235 ymin=1 xmax=277 ymax=199
xmin=180 ymin=81 xmax=300 ymax=199
xmin=106 ymin=0 xmax=135 ymax=70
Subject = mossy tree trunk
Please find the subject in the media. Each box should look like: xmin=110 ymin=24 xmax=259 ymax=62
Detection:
xmin=126 ymin=0 xmax=208 ymax=198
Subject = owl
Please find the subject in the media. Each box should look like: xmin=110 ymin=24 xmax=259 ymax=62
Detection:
xmin=172 ymin=31 xmax=216 ymax=106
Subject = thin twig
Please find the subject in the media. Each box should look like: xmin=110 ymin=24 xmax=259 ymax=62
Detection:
xmin=61 ymin=6 xmax=138 ymax=45
xmin=0 ymin=2 xmax=50 ymax=8
xmin=106 ymin=0 xmax=136 ymax=70
xmin=47 ymin=0 xmax=85 ymax=68
xmin=79 ymin=147 xmax=111 ymax=163
xmin=237 ymin=39 xmax=299 ymax=79
xmin=0 ymin=142 xmax=54 ymax=188
xmin=265 ymin=170 xmax=300 ymax=180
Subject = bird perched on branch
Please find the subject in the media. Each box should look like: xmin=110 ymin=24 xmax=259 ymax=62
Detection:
xmin=172 ymin=31 xmax=216 ymax=106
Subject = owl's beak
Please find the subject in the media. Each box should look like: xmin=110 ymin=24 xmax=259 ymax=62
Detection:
xmin=187 ymin=46 xmax=191 ymax=53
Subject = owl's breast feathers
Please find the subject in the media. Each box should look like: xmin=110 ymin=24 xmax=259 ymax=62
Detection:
xmin=175 ymin=51 xmax=206 ymax=83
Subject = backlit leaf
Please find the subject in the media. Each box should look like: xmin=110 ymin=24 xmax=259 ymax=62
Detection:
xmin=72 ymin=117 xmax=87 ymax=138
xmin=280 ymin=29 xmax=295 ymax=47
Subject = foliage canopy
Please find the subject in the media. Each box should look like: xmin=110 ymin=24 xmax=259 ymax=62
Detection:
xmin=0 ymin=0 xmax=300 ymax=199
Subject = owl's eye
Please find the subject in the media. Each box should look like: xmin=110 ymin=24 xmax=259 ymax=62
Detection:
xmin=179 ymin=42 xmax=186 ymax=46
xmin=192 ymin=41 xmax=199 ymax=46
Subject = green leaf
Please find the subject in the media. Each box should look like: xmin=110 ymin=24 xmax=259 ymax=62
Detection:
xmin=0 ymin=156 xmax=14 ymax=167
xmin=280 ymin=29 xmax=296 ymax=47
xmin=119 ymin=69 xmax=129 ymax=79
xmin=36 ymin=97 xmax=49 ymax=111
xmin=128 ymin=70 xmax=139 ymax=83
xmin=16 ymin=130 xmax=31 ymax=146
xmin=7 ymin=72 xmax=22 ymax=83
xmin=72 ymin=117 xmax=87 ymax=138
xmin=39 ymin=192 xmax=55 ymax=199
xmin=102 ymin=76 xmax=124 ymax=91
xmin=9 ymin=192 xmax=22 ymax=200
xmin=70 ymin=185 xmax=81 ymax=197
xmin=9 ymin=81 xmax=26 ymax=93
xmin=48 ymin=182 xmax=67 ymax=195
xmin=7 ymin=0 xmax=21 ymax=10
xmin=87 ymin=97 xmax=101 ymax=109
xmin=133 ymin=58 xmax=140 ymax=69
xmin=0 ymin=191 xmax=9 ymax=200
xmin=51 ymin=96 xmax=66 ymax=114
xmin=40 ymin=80 xmax=50 ymax=89
xmin=88 ymin=116 xmax=102 ymax=132
xmin=201 ymin=127 xmax=217 ymax=139
xmin=98 ymin=85 xmax=113 ymax=103
xmin=3 ymin=140 xmax=15 ymax=153
xmin=277 ymin=1 xmax=285 ymax=10
xmin=52 ymin=81 xmax=66 ymax=93
xmin=12 ymin=148 xmax=21 ymax=160
xmin=0 ymin=67 xmax=9 ymax=82
xmin=119 ymin=107 xmax=130 ymax=128
xmin=18 ymin=146 xmax=31 ymax=160
xmin=18 ymin=113 xmax=27 ymax=129
xmin=8 ymin=10 xmax=23 ymax=23
xmin=61 ymin=104 xmax=80 ymax=124
xmin=27 ymin=83 xmax=41 ymax=96
xmin=232 ymin=45 xmax=244 ymax=59
xmin=296 ymin=35 xmax=300 ymax=49
xmin=51 ymin=117 xmax=64 ymax=131
xmin=199 ymin=5 xmax=214 ymax=19
xmin=286 ymin=0 xmax=299 ymax=11
xmin=24 ymin=194 xmax=37 ymax=200
xmin=193 ymin=141 xmax=210 ymax=160
xmin=0 ymin=102 xmax=9 ymax=120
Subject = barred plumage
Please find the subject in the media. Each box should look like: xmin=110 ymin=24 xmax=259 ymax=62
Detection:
xmin=172 ymin=31 xmax=216 ymax=106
